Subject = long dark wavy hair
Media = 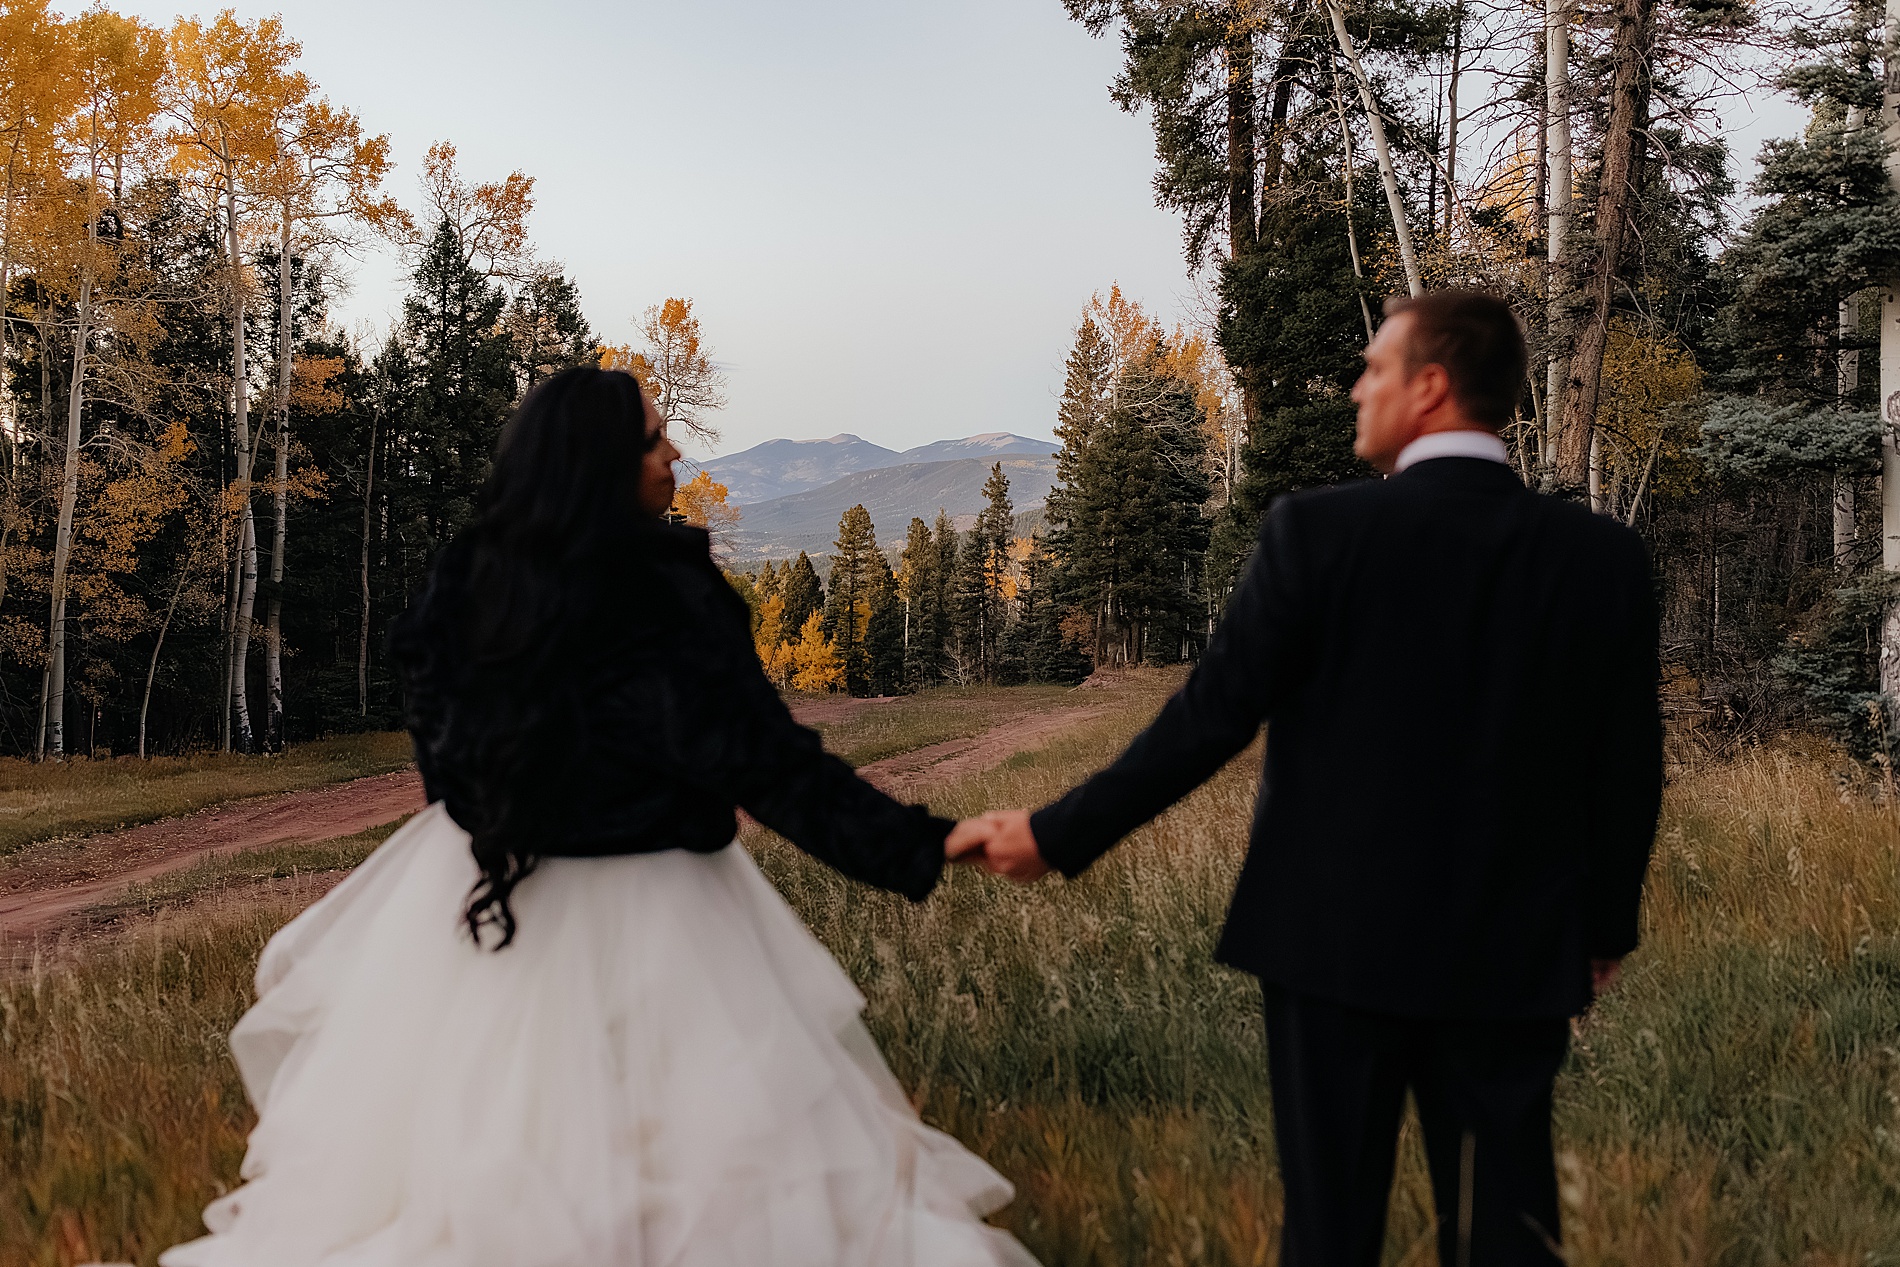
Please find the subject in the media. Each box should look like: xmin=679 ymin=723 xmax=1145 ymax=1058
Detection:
xmin=401 ymin=367 xmax=661 ymax=948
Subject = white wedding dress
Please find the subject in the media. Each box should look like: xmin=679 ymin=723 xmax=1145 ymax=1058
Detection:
xmin=161 ymin=804 xmax=1039 ymax=1267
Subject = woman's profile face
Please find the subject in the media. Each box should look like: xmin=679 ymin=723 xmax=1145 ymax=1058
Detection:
xmin=635 ymin=389 xmax=681 ymax=518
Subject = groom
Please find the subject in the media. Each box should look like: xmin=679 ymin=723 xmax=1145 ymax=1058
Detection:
xmin=949 ymin=289 xmax=1661 ymax=1266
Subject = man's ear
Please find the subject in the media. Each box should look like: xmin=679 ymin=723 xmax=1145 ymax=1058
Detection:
xmin=1412 ymin=362 xmax=1454 ymax=414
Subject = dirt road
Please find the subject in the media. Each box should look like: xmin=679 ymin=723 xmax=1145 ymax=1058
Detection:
xmin=0 ymin=700 xmax=1112 ymax=945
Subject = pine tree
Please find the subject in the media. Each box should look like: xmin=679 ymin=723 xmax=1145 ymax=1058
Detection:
xmin=756 ymin=557 xmax=780 ymax=601
xmin=1047 ymin=317 xmax=1114 ymax=537
xmin=865 ymin=556 xmax=906 ymax=696
xmin=387 ymin=218 xmax=517 ymax=555
xmin=1022 ymin=542 xmax=1092 ymax=684
xmin=1209 ymin=160 xmax=1375 ymax=595
xmin=898 ymin=517 xmax=941 ymax=688
xmin=780 ymin=551 xmax=824 ymax=637
xmin=508 ymin=271 xmax=596 ymax=390
xmin=950 ymin=531 xmax=988 ymax=685
xmin=931 ymin=509 xmax=958 ymax=675
xmin=962 ymin=463 xmax=1015 ymax=682
xmin=823 ymin=504 xmax=880 ymax=696
xmin=1058 ymin=358 xmax=1212 ymax=664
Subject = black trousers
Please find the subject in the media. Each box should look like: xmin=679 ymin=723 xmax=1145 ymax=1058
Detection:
xmin=1261 ymin=983 xmax=1570 ymax=1267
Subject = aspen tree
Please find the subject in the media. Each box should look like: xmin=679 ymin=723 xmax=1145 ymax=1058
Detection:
xmin=1324 ymin=0 xmax=1421 ymax=296
xmin=256 ymin=92 xmax=400 ymax=749
xmin=1880 ymin=0 xmax=1900 ymax=702
xmin=164 ymin=13 xmax=296 ymax=752
xmin=1545 ymin=0 xmax=1572 ymax=462
xmin=41 ymin=10 xmax=162 ymax=758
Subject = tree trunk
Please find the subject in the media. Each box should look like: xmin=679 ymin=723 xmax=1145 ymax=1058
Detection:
xmin=1331 ymin=69 xmax=1375 ymax=341
xmin=1225 ymin=21 xmax=1257 ymax=259
xmin=1555 ymin=0 xmax=1652 ymax=492
xmin=43 ymin=275 xmax=91 ymax=759
xmin=224 ymin=180 xmax=258 ymax=753
xmin=265 ymin=213 xmax=293 ymax=752
xmin=1326 ymin=0 xmax=1422 ymax=296
xmin=1445 ymin=5 xmax=1462 ymax=241
xmin=1839 ymin=291 xmax=1862 ymax=566
xmin=1544 ymin=0 xmax=1572 ymax=471
xmin=139 ymin=543 xmax=196 ymax=760
xmin=1879 ymin=0 xmax=1900 ymax=709
xmin=359 ymin=408 xmax=377 ymax=716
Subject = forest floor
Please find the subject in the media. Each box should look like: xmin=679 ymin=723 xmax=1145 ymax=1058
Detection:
xmin=0 ymin=683 xmax=1114 ymax=955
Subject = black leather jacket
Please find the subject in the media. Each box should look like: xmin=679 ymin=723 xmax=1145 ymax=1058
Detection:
xmin=390 ymin=521 xmax=947 ymax=901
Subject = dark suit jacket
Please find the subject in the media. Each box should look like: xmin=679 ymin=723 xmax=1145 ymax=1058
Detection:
xmin=1031 ymin=456 xmax=1662 ymax=1019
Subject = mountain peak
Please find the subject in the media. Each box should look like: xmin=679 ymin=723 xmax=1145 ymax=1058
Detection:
xmin=702 ymin=431 xmax=1056 ymax=505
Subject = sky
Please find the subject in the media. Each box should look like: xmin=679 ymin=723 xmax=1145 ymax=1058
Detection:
xmin=106 ymin=0 xmax=1198 ymax=462
xmin=102 ymin=0 xmax=1809 ymax=464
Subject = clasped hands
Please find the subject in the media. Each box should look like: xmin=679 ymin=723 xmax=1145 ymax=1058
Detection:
xmin=944 ymin=810 xmax=1051 ymax=883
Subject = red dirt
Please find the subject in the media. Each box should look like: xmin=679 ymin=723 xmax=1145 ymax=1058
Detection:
xmin=0 ymin=769 xmax=426 ymax=943
xmin=0 ymin=698 xmax=1112 ymax=946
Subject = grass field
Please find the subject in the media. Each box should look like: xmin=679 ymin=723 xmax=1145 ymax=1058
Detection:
xmin=2 ymin=678 xmax=1898 ymax=1264
xmin=0 ymin=733 xmax=414 ymax=864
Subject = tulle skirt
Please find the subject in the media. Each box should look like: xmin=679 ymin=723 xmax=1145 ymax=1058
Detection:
xmin=160 ymin=803 xmax=1038 ymax=1267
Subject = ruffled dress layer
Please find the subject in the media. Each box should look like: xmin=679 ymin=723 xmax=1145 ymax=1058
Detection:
xmin=161 ymin=804 xmax=1038 ymax=1267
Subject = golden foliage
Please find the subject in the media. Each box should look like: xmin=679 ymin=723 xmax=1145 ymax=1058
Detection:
xmin=1597 ymin=320 xmax=1705 ymax=505
xmin=418 ymin=139 xmax=534 ymax=278
xmin=789 ymin=610 xmax=843 ymax=694
xmin=291 ymin=354 xmax=346 ymax=416
xmin=670 ymin=469 xmax=740 ymax=536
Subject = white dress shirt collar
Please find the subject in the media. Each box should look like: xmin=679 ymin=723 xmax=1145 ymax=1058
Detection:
xmin=1394 ymin=429 xmax=1510 ymax=473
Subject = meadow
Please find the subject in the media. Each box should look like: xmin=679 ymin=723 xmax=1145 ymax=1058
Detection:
xmin=2 ymin=676 xmax=1898 ymax=1264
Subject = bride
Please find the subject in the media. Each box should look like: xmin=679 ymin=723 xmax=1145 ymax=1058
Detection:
xmin=161 ymin=368 xmax=1038 ymax=1267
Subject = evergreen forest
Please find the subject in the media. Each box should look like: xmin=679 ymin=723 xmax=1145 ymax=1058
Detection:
xmin=5 ymin=0 xmax=1900 ymax=761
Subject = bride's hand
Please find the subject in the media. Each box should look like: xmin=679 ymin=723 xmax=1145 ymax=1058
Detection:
xmin=945 ymin=817 xmax=992 ymax=867
xmin=946 ymin=812 xmax=1049 ymax=883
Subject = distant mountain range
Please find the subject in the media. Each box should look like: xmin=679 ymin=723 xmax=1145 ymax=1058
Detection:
xmin=697 ymin=431 xmax=1060 ymax=563
xmin=702 ymin=431 xmax=1055 ymax=504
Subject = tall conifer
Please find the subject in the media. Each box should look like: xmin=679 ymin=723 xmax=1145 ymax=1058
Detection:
xmin=780 ymin=552 xmax=824 ymax=636
xmin=823 ymin=504 xmax=880 ymax=695
xmin=898 ymin=517 xmax=942 ymax=688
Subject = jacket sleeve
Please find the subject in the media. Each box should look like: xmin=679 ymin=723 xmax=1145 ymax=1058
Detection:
xmin=658 ymin=567 xmax=949 ymax=901
xmin=1031 ymin=495 xmax=1310 ymax=876
xmin=1582 ymin=533 xmax=1663 ymax=959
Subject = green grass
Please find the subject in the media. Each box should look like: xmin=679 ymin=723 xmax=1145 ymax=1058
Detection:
xmin=0 ymin=733 xmax=414 ymax=865
xmin=797 ymin=683 xmax=1086 ymax=768
xmin=2 ymin=684 xmax=1897 ymax=1264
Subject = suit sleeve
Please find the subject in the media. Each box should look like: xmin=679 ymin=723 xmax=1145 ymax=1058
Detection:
xmin=1030 ymin=495 xmax=1310 ymax=876
xmin=659 ymin=572 xmax=949 ymax=902
xmin=1582 ymin=534 xmax=1663 ymax=959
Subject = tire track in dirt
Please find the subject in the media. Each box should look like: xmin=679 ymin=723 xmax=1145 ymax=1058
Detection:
xmin=0 ymin=700 xmax=1113 ymax=944
xmin=852 ymin=705 xmax=1109 ymax=791
xmin=0 ymin=769 xmax=426 ymax=943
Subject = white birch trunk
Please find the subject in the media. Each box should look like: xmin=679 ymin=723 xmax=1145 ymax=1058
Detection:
xmin=43 ymin=275 xmax=90 ymax=759
xmin=1331 ymin=69 xmax=1376 ymax=341
xmin=358 ymin=408 xmax=376 ymax=716
xmin=1839 ymin=291 xmax=1862 ymax=566
xmin=1545 ymin=0 xmax=1573 ymax=464
xmin=224 ymin=178 xmax=258 ymax=753
xmin=1446 ymin=7 xmax=1462 ymax=242
xmin=265 ymin=211 xmax=292 ymax=751
xmin=1878 ymin=4 xmax=1900 ymax=708
xmin=1326 ymin=0 xmax=1422 ymax=296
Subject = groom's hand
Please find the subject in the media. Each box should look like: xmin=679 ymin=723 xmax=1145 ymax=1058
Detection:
xmin=945 ymin=811 xmax=1050 ymax=883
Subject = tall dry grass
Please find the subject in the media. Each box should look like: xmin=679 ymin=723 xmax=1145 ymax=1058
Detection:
xmin=1 ymin=680 xmax=1897 ymax=1264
